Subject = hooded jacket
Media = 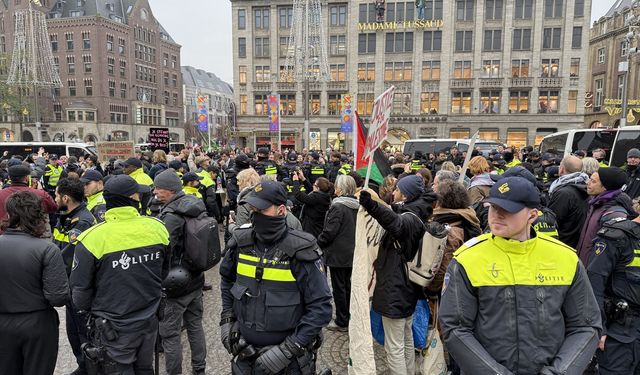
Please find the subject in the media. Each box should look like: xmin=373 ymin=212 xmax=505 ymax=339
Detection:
xmin=317 ymin=196 xmax=359 ymax=268
xmin=548 ymin=172 xmax=590 ymax=249
xmin=395 ymin=190 xmax=438 ymax=222
xmin=467 ymin=173 xmax=494 ymax=204
xmin=427 ymin=207 xmax=481 ymax=295
xmin=158 ymin=192 xmax=207 ymax=296
xmin=365 ymin=195 xmax=428 ymax=319
xmin=576 ymin=190 xmax=635 ymax=265
xmin=293 ymin=180 xmax=332 ymax=238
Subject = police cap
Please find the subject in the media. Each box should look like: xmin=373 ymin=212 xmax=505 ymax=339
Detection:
xmin=484 ymin=177 xmax=540 ymax=214
xmin=104 ymin=174 xmax=151 ymax=197
xmin=80 ymin=169 xmax=104 ymax=183
xmin=242 ymin=180 xmax=287 ymax=210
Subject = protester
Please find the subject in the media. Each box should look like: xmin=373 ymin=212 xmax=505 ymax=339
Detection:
xmin=317 ymin=175 xmax=359 ymax=332
xmin=148 ymin=150 xmax=168 ymax=179
xmin=292 ymin=172 xmax=332 ymax=237
xmin=467 ymin=155 xmax=494 ymax=204
xmin=0 ymin=191 xmax=69 ymax=375
xmin=582 ymin=157 xmax=600 ymax=177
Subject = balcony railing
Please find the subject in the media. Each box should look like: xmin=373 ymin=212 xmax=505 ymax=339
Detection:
xmin=450 ymin=79 xmax=474 ymax=89
xmin=538 ymin=77 xmax=563 ymax=88
xmin=479 ymin=78 xmax=504 ymax=88
xmin=569 ymin=77 xmax=580 ymax=87
xmin=326 ymin=81 xmax=348 ymax=91
xmin=252 ymin=82 xmax=272 ymax=92
xmin=276 ymin=82 xmax=297 ymax=91
xmin=385 ymin=81 xmax=412 ymax=92
xmin=510 ymin=77 xmax=533 ymax=87
xmin=357 ymin=81 xmax=375 ymax=92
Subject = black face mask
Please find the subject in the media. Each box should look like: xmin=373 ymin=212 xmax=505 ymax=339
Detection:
xmin=251 ymin=211 xmax=287 ymax=244
xmin=628 ymin=164 xmax=638 ymax=172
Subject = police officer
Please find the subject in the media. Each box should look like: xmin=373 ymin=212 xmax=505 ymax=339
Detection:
xmin=43 ymin=154 xmax=64 ymax=193
xmin=70 ymin=175 xmax=169 ymax=374
xmin=255 ymin=147 xmax=282 ymax=180
xmin=282 ymin=152 xmax=305 ymax=218
xmin=193 ymin=156 xmax=221 ymax=220
xmin=219 ymin=180 xmax=332 ymax=374
xmin=326 ymin=151 xmax=342 ymax=183
xmin=182 ymin=171 xmax=204 ymax=198
xmin=81 ymin=170 xmax=107 ymax=223
xmin=53 ymin=178 xmax=96 ymax=375
xmin=304 ymin=152 xmax=326 ymax=185
xmin=338 ymin=155 xmax=352 ymax=176
xmin=587 ymin=201 xmax=640 ymax=374
xmin=440 ymin=176 xmax=602 ymax=374
xmin=123 ymin=157 xmax=154 ymax=214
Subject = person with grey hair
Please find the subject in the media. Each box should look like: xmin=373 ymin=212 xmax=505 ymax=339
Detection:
xmin=548 ymin=155 xmax=589 ymax=248
xmin=317 ymin=175 xmax=359 ymax=332
xmin=582 ymin=157 xmax=600 ymax=177
xmin=433 ymin=169 xmax=458 ymax=193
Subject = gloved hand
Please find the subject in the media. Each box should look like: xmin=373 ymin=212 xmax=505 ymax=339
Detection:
xmin=220 ymin=310 xmax=239 ymax=354
xmin=254 ymin=337 xmax=303 ymax=374
xmin=359 ymin=190 xmax=376 ymax=211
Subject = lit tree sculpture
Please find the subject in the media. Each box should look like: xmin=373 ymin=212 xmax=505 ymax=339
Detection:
xmin=7 ymin=0 xmax=62 ymax=141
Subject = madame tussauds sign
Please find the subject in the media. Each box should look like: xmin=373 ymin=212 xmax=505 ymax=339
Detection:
xmin=357 ymin=19 xmax=444 ymax=31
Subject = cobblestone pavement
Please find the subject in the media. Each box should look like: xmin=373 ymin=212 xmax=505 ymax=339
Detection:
xmin=54 ymin=266 xmax=390 ymax=374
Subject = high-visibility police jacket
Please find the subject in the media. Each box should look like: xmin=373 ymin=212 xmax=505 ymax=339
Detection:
xmin=129 ymin=167 xmax=153 ymax=187
xmin=53 ymin=203 xmax=96 ymax=275
xmin=440 ymin=231 xmax=602 ymax=375
xmin=44 ymin=164 xmax=63 ymax=187
xmin=338 ymin=163 xmax=352 ymax=175
xmin=588 ymin=218 xmax=640 ymax=339
xmin=305 ymin=163 xmax=326 ymax=184
xmin=196 ymin=169 xmax=214 ymax=189
xmin=533 ymin=207 xmax=559 ymax=239
xmin=195 ymin=169 xmax=219 ymax=218
xmin=183 ymin=185 xmax=203 ymax=199
xmin=410 ymin=159 xmax=424 ymax=171
xmin=70 ymin=206 xmax=169 ymax=330
xmin=86 ymin=191 xmax=106 ymax=223
xmin=220 ymin=226 xmax=332 ymax=348
xmin=504 ymin=158 xmax=522 ymax=169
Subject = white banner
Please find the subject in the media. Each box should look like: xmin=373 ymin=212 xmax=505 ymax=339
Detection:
xmin=363 ymin=86 xmax=395 ymax=160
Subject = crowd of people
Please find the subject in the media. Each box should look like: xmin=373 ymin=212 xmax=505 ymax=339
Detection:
xmin=0 ymin=141 xmax=639 ymax=375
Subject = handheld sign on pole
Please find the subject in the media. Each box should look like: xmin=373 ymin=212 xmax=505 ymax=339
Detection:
xmin=458 ymin=131 xmax=479 ymax=183
xmin=363 ymin=86 xmax=395 ymax=189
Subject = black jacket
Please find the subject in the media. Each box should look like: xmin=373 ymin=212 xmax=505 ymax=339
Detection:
xmin=395 ymin=190 xmax=437 ymax=222
xmin=364 ymin=198 xmax=426 ymax=319
xmin=294 ymin=180 xmax=331 ymax=238
xmin=148 ymin=162 xmax=168 ymax=180
xmin=548 ymin=181 xmax=588 ymax=249
xmin=225 ymin=167 xmax=241 ymax=211
xmin=624 ymin=166 xmax=640 ymax=200
xmin=317 ymin=196 xmax=359 ymax=268
xmin=158 ymin=192 xmax=207 ymax=296
xmin=0 ymin=230 xmax=69 ymax=313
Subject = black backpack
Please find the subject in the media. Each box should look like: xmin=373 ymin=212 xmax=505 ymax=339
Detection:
xmin=183 ymin=212 xmax=221 ymax=272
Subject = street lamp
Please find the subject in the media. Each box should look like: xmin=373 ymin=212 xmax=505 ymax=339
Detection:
xmin=620 ymin=0 xmax=640 ymax=127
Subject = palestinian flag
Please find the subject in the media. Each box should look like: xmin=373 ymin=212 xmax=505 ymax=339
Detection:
xmin=354 ymin=111 xmax=392 ymax=185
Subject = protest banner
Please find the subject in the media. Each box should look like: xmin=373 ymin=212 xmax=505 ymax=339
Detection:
xmin=96 ymin=141 xmax=134 ymax=163
xmin=149 ymin=127 xmax=170 ymax=153
xmin=363 ymin=86 xmax=395 ymax=188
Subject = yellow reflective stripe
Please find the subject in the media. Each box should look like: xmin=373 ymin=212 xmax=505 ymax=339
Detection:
xmin=265 ymin=166 xmax=277 ymax=175
xmin=237 ymin=262 xmax=296 ymax=282
xmin=239 ymin=253 xmax=260 ymax=262
xmin=629 ymin=258 xmax=640 ymax=267
xmin=53 ymin=228 xmax=69 ymax=243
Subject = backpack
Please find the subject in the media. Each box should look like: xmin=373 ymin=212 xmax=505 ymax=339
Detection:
xmin=183 ymin=212 xmax=221 ymax=272
xmin=400 ymin=212 xmax=450 ymax=287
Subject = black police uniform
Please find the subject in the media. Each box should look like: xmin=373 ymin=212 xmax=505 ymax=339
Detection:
xmin=588 ymin=218 xmax=640 ymax=375
xmin=53 ymin=203 xmax=96 ymax=374
xmin=282 ymin=161 xmax=305 ymax=217
xmin=304 ymin=162 xmax=326 ymax=185
xmin=255 ymin=160 xmax=283 ymax=180
xmin=220 ymin=227 xmax=332 ymax=374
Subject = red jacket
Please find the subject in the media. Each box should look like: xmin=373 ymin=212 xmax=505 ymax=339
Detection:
xmin=0 ymin=183 xmax=57 ymax=233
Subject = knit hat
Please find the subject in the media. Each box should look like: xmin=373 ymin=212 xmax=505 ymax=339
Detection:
xmin=397 ymin=175 xmax=424 ymax=201
xmin=598 ymin=167 xmax=628 ymax=191
xmin=168 ymin=160 xmax=183 ymax=170
xmin=627 ymin=148 xmax=640 ymax=158
xmin=153 ymin=169 xmax=182 ymax=192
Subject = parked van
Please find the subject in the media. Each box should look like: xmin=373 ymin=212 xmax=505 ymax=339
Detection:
xmin=135 ymin=142 xmax=186 ymax=153
xmin=610 ymin=126 xmax=640 ymax=167
xmin=403 ymin=138 xmax=503 ymax=156
xmin=538 ymin=128 xmax=619 ymax=158
xmin=0 ymin=142 xmax=97 ymax=159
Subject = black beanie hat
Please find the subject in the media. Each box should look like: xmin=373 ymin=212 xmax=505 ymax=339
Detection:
xmin=598 ymin=167 xmax=628 ymax=191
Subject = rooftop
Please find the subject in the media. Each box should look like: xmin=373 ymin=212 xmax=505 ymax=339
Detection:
xmin=181 ymin=66 xmax=233 ymax=96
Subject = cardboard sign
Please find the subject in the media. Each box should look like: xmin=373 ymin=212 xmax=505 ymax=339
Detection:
xmin=96 ymin=141 xmax=134 ymax=163
xmin=364 ymin=86 xmax=395 ymax=159
xmin=149 ymin=127 xmax=170 ymax=152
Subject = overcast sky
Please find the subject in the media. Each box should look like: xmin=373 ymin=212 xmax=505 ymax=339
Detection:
xmin=148 ymin=0 xmax=615 ymax=85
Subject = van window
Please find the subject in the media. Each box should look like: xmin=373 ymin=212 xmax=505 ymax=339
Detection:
xmin=572 ymin=130 xmax=617 ymax=157
xmin=610 ymin=129 xmax=640 ymax=167
xmin=539 ymin=133 xmax=568 ymax=155
xmin=68 ymin=146 xmax=87 ymax=158
xmin=41 ymin=145 xmax=67 ymax=157
xmin=404 ymin=140 xmax=456 ymax=156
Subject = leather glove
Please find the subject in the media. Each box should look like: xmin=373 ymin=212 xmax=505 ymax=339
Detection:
xmin=219 ymin=310 xmax=239 ymax=354
xmin=254 ymin=337 xmax=303 ymax=374
xmin=359 ymin=190 xmax=376 ymax=211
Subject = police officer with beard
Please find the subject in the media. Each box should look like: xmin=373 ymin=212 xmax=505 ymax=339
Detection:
xmin=219 ymin=181 xmax=332 ymax=374
xmin=587 ymin=199 xmax=640 ymax=374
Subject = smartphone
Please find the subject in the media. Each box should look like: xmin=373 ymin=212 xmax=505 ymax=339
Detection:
xmin=229 ymin=210 xmax=236 ymax=222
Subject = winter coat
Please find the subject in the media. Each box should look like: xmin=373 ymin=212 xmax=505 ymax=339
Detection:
xmin=576 ymin=190 xmax=635 ymax=265
xmin=426 ymin=207 xmax=481 ymax=295
xmin=317 ymin=196 xmax=359 ymax=268
xmin=158 ymin=192 xmax=207 ymax=296
xmin=393 ymin=190 xmax=438 ymax=222
xmin=365 ymin=196 xmax=428 ymax=319
xmin=228 ymin=186 xmax=302 ymax=234
xmin=623 ymin=165 xmax=640 ymax=200
xmin=548 ymin=172 xmax=590 ymax=249
xmin=467 ymin=173 xmax=494 ymax=204
xmin=293 ymin=180 xmax=331 ymax=237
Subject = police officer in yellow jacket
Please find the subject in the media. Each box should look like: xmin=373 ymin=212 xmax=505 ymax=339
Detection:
xmin=81 ymin=170 xmax=107 ymax=223
xmin=182 ymin=171 xmax=204 ymax=199
xmin=70 ymin=175 xmax=169 ymax=374
xmin=440 ymin=176 xmax=602 ymax=375
xmin=53 ymin=177 xmax=96 ymax=375
xmin=44 ymin=154 xmax=64 ymax=192
xmin=587 ymin=204 xmax=640 ymax=375
xmin=219 ymin=181 xmax=332 ymax=374
xmin=123 ymin=157 xmax=153 ymax=214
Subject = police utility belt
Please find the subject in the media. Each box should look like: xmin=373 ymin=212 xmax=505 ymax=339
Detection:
xmin=605 ymin=298 xmax=640 ymax=323
xmin=81 ymin=316 xmax=120 ymax=375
